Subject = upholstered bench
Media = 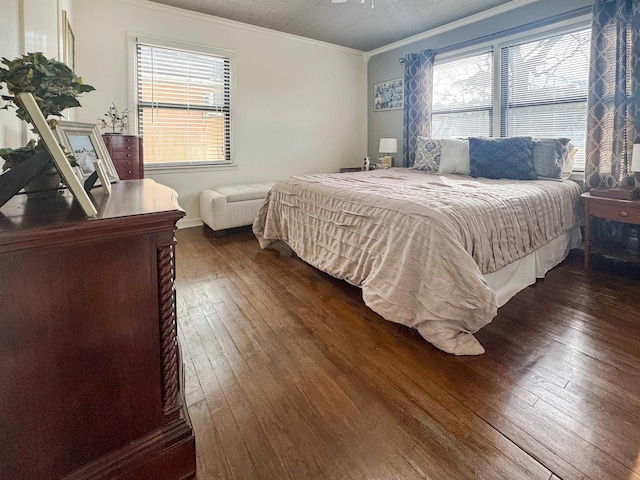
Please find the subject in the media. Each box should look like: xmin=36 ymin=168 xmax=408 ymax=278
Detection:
xmin=200 ymin=182 xmax=274 ymax=236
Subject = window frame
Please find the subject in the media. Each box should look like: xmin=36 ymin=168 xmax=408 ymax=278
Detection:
xmin=430 ymin=14 xmax=591 ymax=173
xmin=432 ymin=48 xmax=495 ymax=138
xmin=128 ymin=34 xmax=237 ymax=172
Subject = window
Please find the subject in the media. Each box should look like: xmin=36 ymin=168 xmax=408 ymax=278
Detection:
xmin=136 ymin=41 xmax=232 ymax=167
xmin=501 ymin=28 xmax=591 ymax=169
xmin=430 ymin=23 xmax=591 ymax=171
xmin=432 ymin=51 xmax=493 ymax=138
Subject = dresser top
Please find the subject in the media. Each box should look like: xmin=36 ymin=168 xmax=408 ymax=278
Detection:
xmin=0 ymin=179 xmax=184 ymax=251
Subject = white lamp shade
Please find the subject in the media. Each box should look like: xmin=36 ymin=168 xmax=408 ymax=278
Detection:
xmin=379 ymin=138 xmax=397 ymax=154
xmin=632 ymin=144 xmax=640 ymax=172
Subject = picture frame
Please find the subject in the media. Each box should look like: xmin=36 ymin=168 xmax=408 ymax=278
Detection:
xmin=373 ymin=78 xmax=404 ymax=112
xmin=94 ymin=160 xmax=111 ymax=195
xmin=55 ymin=121 xmax=120 ymax=185
xmin=17 ymin=93 xmax=97 ymax=216
xmin=62 ymin=10 xmax=75 ymax=71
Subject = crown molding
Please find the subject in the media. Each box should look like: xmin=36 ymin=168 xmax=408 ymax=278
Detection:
xmin=114 ymin=0 xmax=367 ymax=57
xmin=366 ymin=0 xmax=542 ymax=58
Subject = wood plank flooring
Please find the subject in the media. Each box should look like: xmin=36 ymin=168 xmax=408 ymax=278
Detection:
xmin=175 ymin=227 xmax=640 ymax=480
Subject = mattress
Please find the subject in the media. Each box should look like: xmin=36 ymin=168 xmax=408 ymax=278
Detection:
xmin=253 ymin=168 xmax=582 ymax=355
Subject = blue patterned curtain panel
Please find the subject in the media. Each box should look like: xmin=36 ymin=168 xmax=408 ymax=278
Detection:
xmin=586 ymin=0 xmax=640 ymax=188
xmin=402 ymin=49 xmax=436 ymax=167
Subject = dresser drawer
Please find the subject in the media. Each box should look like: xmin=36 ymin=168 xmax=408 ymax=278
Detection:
xmin=118 ymin=168 xmax=141 ymax=180
xmin=114 ymin=156 xmax=141 ymax=179
xmin=107 ymin=143 xmax=139 ymax=155
xmin=587 ymin=202 xmax=640 ymax=224
xmin=104 ymin=135 xmax=138 ymax=147
xmin=108 ymin=147 xmax=140 ymax=159
xmin=104 ymin=136 xmax=139 ymax=154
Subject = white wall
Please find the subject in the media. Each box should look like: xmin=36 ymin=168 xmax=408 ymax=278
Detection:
xmin=22 ymin=0 xmax=58 ymax=57
xmin=71 ymin=0 xmax=368 ymax=226
xmin=1 ymin=0 xmax=73 ymax=165
xmin=0 ymin=0 xmax=23 ymax=157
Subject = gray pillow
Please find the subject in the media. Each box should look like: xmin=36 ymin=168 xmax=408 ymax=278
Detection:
xmin=413 ymin=136 xmax=440 ymax=171
xmin=532 ymin=138 xmax=571 ymax=180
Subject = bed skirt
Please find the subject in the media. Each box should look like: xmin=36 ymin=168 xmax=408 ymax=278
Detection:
xmin=485 ymin=227 xmax=582 ymax=307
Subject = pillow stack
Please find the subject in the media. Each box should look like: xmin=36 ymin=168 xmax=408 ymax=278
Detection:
xmin=412 ymin=136 xmax=576 ymax=181
xmin=413 ymin=136 xmax=470 ymax=174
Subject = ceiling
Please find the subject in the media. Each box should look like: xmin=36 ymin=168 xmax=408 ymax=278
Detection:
xmin=147 ymin=0 xmax=520 ymax=52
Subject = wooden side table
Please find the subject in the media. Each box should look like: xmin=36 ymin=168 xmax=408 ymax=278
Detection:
xmin=582 ymin=192 xmax=640 ymax=270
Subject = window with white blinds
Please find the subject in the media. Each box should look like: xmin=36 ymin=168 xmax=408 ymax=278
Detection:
xmin=136 ymin=41 xmax=232 ymax=166
xmin=501 ymin=27 xmax=591 ymax=169
xmin=432 ymin=51 xmax=493 ymax=137
xmin=430 ymin=22 xmax=590 ymax=172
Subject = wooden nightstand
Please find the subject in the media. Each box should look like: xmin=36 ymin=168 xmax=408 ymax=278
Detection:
xmin=340 ymin=166 xmax=364 ymax=173
xmin=582 ymin=191 xmax=640 ymax=270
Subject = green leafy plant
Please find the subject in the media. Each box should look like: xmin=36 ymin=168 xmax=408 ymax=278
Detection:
xmin=0 ymin=52 xmax=95 ymax=171
xmin=0 ymin=139 xmax=38 ymax=171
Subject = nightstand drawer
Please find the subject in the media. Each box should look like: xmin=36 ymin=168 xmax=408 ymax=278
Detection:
xmin=588 ymin=202 xmax=640 ymax=224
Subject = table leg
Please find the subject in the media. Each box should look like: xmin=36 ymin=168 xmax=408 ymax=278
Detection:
xmin=584 ymin=211 xmax=590 ymax=270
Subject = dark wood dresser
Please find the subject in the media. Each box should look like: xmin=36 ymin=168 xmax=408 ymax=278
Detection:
xmin=103 ymin=134 xmax=144 ymax=180
xmin=0 ymin=180 xmax=196 ymax=480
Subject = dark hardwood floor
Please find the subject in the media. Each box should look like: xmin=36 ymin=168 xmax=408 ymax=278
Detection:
xmin=175 ymin=227 xmax=640 ymax=480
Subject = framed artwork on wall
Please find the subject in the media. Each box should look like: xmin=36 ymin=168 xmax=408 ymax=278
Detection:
xmin=62 ymin=10 xmax=75 ymax=70
xmin=373 ymin=78 xmax=404 ymax=112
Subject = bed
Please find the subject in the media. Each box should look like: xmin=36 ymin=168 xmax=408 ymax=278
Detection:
xmin=253 ymin=168 xmax=582 ymax=355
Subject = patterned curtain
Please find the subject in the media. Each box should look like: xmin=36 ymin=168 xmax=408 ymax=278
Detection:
xmin=585 ymin=0 xmax=640 ymax=189
xmin=402 ymin=49 xmax=436 ymax=167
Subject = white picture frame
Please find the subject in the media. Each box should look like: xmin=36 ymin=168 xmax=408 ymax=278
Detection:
xmin=94 ymin=160 xmax=111 ymax=195
xmin=55 ymin=121 xmax=120 ymax=185
xmin=17 ymin=93 xmax=97 ymax=216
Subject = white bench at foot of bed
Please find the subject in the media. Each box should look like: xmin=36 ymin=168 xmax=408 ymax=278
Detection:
xmin=200 ymin=182 xmax=274 ymax=236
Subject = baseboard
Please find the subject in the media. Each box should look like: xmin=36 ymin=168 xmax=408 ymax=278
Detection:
xmin=177 ymin=217 xmax=203 ymax=229
xmin=62 ymin=414 xmax=196 ymax=480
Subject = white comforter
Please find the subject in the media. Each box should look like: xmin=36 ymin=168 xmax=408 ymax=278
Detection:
xmin=253 ymin=168 xmax=582 ymax=355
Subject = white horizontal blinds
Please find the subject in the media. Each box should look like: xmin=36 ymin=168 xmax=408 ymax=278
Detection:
xmin=432 ymin=51 xmax=493 ymax=137
xmin=137 ymin=43 xmax=231 ymax=165
xmin=501 ymin=28 xmax=591 ymax=168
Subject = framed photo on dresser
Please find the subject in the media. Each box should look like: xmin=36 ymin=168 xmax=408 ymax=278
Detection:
xmin=17 ymin=93 xmax=97 ymax=216
xmin=55 ymin=121 xmax=120 ymax=185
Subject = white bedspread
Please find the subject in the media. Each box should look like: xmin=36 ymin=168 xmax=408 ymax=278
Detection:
xmin=253 ymin=168 xmax=582 ymax=355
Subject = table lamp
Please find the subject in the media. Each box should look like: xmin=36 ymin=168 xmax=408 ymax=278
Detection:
xmin=632 ymin=144 xmax=640 ymax=173
xmin=379 ymin=138 xmax=397 ymax=169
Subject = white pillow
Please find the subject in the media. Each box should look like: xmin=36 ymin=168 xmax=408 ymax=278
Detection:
xmin=438 ymin=138 xmax=470 ymax=175
xmin=560 ymin=143 xmax=578 ymax=180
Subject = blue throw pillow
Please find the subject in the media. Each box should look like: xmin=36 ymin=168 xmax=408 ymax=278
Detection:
xmin=469 ymin=137 xmax=536 ymax=180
